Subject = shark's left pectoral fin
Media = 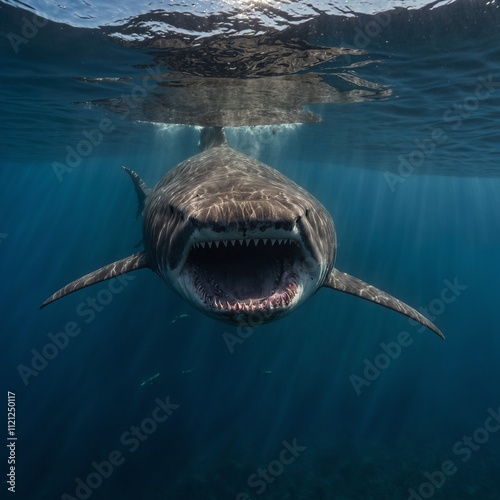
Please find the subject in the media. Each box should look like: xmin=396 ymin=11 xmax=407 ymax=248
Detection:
xmin=324 ymin=268 xmax=444 ymax=339
xmin=40 ymin=252 xmax=149 ymax=309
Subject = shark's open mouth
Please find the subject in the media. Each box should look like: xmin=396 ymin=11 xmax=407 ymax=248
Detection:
xmin=184 ymin=238 xmax=302 ymax=313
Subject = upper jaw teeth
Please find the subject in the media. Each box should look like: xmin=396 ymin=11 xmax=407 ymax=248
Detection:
xmin=191 ymin=238 xmax=299 ymax=249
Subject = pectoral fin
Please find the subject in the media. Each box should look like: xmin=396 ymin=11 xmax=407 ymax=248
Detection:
xmin=40 ymin=252 xmax=148 ymax=309
xmin=324 ymin=268 xmax=444 ymax=339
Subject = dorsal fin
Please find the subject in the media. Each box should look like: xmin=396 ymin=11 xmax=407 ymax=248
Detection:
xmin=40 ymin=252 xmax=148 ymax=309
xmin=324 ymin=268 xmax=444 ymax=339
xmin=199 ymin=127 xmax=227 ymax=151
xmin=123 ymin=167 xmax=151 ymax=221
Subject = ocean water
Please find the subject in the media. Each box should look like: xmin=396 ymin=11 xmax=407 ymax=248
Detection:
xmin=1 ymin=1 xmax=500 ymax=499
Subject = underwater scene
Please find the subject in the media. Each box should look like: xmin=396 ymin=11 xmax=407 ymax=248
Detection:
xmin=1 ymin=0 xmax=500 ymax=499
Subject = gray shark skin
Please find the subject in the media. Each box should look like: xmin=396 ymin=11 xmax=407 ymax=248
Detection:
xmin=41 ymin=127 xmax=443 ymax=339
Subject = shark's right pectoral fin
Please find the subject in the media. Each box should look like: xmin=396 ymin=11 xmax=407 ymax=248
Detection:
xmin=40 ymin=251 xmax=149 ymax=309
xmin=324 ymin=268 xmax=444 ymax=339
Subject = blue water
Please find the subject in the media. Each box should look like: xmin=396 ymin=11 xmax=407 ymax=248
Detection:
xmin=2 ymin=1 xmax=500 ymax=499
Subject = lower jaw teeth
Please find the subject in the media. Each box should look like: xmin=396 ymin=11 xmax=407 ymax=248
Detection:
xmin=195 ymin=277 xmax=297 ymax=312
xmin=201 ymin=293 xmax=294 ymax=311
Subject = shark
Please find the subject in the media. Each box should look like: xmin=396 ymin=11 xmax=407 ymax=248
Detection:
xmin=41 ymin=127 xmax=443 ymax=339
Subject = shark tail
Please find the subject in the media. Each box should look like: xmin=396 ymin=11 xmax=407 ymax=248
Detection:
xmin=40 ymin=252 xmax=148 ymax=309
xmin=324 ymin=268 xmax=444 ymax=339
xmin=123 ymin=167 xmax=151 ymax=221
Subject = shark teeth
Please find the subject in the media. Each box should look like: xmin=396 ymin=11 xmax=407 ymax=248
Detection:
xmin=191 ymin=238 xmax=299 ymax=250
xmin=197 ymin=278 xmax=299 ymax=313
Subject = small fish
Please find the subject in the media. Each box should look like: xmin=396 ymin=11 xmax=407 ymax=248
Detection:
xmin=171 ymin=313 xmax=191 ymax=324
xmin=139 ymin=372 xmax=160 ymax=387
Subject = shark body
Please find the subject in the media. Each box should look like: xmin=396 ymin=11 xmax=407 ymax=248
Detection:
xmin=41 ymin=127 xmax=443 ymax=339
